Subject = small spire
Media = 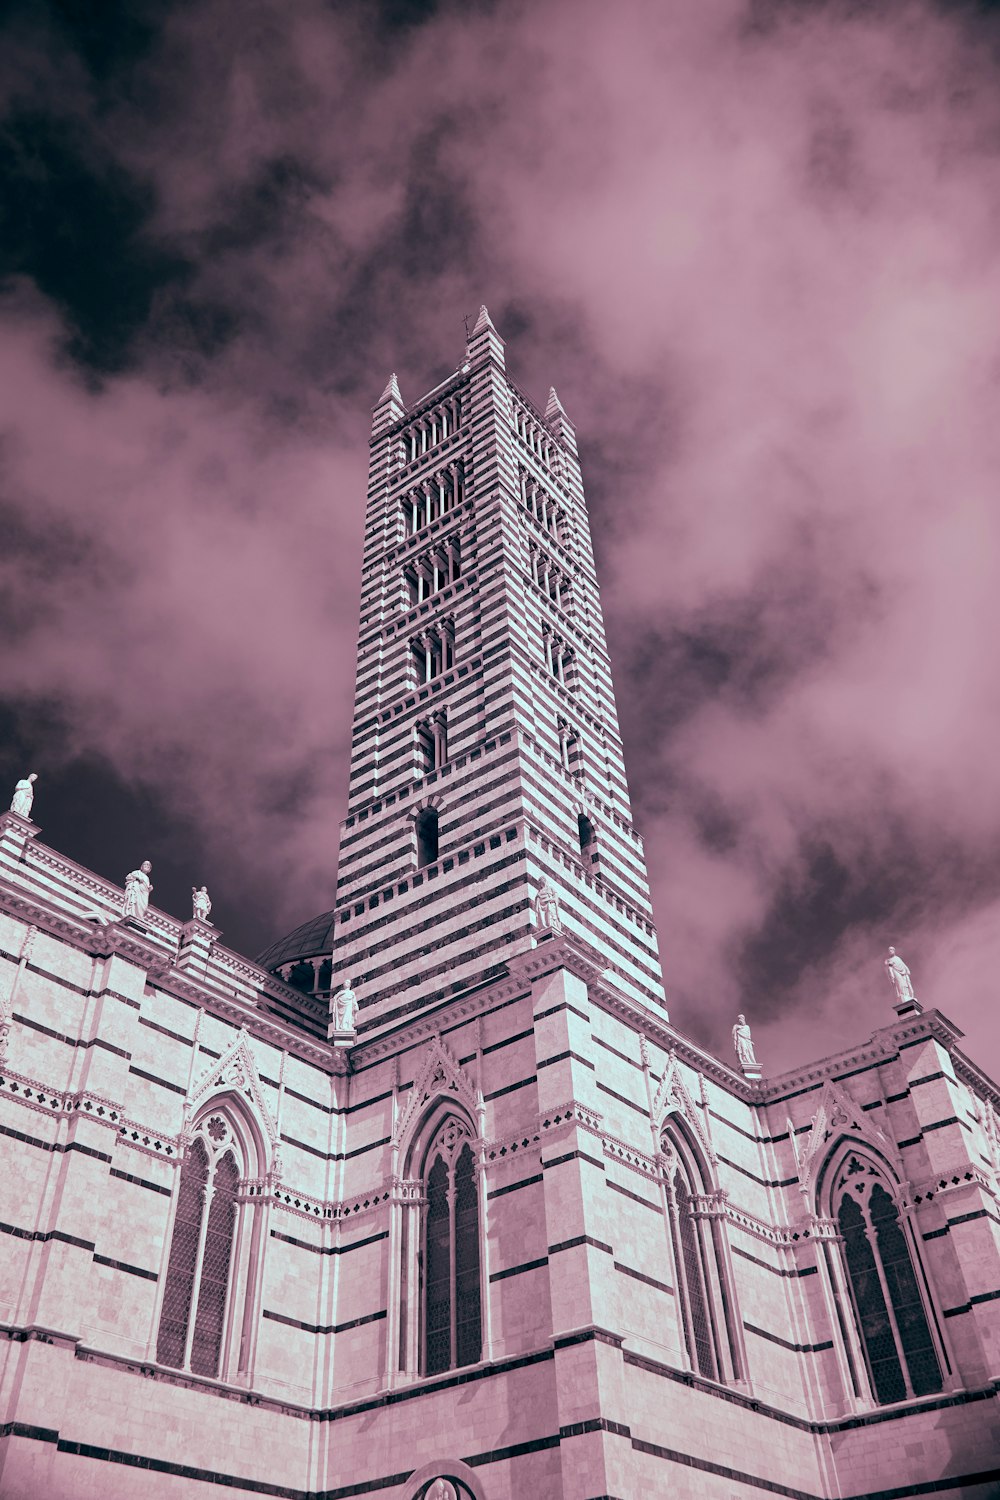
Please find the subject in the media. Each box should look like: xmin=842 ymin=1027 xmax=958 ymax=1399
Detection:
xmin=471 ymin=305 xmax=494 ymax=336
xmin=376 ymin=372 xmax=403 ymax=406
xmin=544 ymin=386 xmax=567 ymax=422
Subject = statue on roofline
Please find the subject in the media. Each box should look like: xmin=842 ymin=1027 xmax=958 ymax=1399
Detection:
xmin=884 ymin=946 xmax=915 ymax=1004
xmin=9 ymin=773 xmax=37 ymax=818
xmin=122 ymin=861 xmax=153 ymax=921
xmin=732 ymin=1014 xmax=758 ymax=1070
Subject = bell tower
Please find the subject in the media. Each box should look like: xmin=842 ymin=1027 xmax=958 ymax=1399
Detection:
xmin=332 ymin=308 xmax=666 ymax=1030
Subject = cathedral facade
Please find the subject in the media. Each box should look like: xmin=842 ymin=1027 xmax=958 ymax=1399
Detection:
xmin=0 ymin=309 xmax=998 ymax=1499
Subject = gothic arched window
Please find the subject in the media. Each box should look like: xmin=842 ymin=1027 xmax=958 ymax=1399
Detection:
xmin=661 ymin=1129 xmax=741 ymax=1385
xmin=156 ymin=1111 xmax=251 ymax=1379
xmin=831 ymin=1153 xmax=943 ymax=1405
xmin=422 ymin=1116 xmax=482 ymax=1375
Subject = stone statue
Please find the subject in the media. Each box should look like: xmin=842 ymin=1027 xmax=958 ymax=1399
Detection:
xmin=732 ymin=1014 xmax=758 ymax=1070
xmin=192 ymin=885 xmax=212 ymax=922
xmin=884 ymin=946 xmax=915 ymax=1003
xmin=534 ymin=877 xmax=562 ymax=933
xmin=9 ymin=773 xmax=37 ymax=818
xmin=122 ymin=860 xmax=153 ymax=921
xmin=425 ymin=1482 xmax=456 ymax=1500
xmin=332 ymin=979 xmax=357 ymax=1032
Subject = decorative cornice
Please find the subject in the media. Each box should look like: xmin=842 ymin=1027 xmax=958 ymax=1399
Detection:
xmin=0 ymin=884 xmax=338 ymax=1072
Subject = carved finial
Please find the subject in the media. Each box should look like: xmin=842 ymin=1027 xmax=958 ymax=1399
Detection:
xmin=9 ymin=772 xmax=37 ymax=819
xmin=638 ymin=1033 xmax=650 ymax=1069
xmin=376 ymin=372 xmax=403 ymax=406
xmin=544 ymin=386 xmax=567 ymax=422
xmin=471 ymin=304 xmax=494 ymax=336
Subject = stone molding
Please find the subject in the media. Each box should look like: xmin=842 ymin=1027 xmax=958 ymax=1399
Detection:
xmin=651 ymin=1049 xmax=718 ymax=1168
xmin=392 ymin=1034 xmax=482 ymax=1156
xmin=796 ymin=1078 xmax=902 ymax=1209
xmin=6 ymin=1051 xmax=973 ymax=1252
xmin=0 ymin=886 xmax=336 ymax=1071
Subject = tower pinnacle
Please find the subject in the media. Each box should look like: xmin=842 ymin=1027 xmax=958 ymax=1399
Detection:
xmin=471 ymin=305 xmax=495 ymax=336
xmin=372 ymin=371 xmax=405 ymax=438
xmin=376 ymin=372 xmax=403 ymax=407
xmin=544 ymin=385 xmax=577 ymax=454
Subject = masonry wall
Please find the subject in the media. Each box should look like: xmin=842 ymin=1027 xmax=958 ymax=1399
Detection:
xmin=2 ymin=816 xmax=1000 ymax=1499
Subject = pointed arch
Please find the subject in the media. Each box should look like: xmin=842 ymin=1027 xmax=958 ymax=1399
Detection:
xmin=658 ymin=1112 xmax=739 ymax=1384
xmin=651 ymin=1051 xmax=716 ymax=1176
xmin=799 ymin=1079 xmax=900 ymax=1210
xmin=394 ymin=1035 xmax=481 ymax=1164
xmin=819 ymin=1141 xmax=945 ymax=1406
xmin=185 ymin=1026 xmax=279 ymax=1178
xmin=155 ymin=1086 xmax=272 ymax=1382
xmin=393 ymin=1078 xmax=484 ymax=1382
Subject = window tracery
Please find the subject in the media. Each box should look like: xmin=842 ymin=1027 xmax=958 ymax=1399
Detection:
xmin=423 ymin=1115 xmax=481 ymax=1375
xmin=830 ymin=1152 xmax=943 ymax=1405
xmin=392 ymin=1104 xmax=484 ymax=1383
xmin=660 ymin=1128 xmax=741 ymax=1385
xmin=156 ymin=1111 xmax=250 ymax=1379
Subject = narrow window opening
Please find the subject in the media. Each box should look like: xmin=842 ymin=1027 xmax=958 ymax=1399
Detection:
xmin=419 ymin=1117 xmax=481 ymax=1376
xmin=416 ymin=808 xmax=439 ymax=867
xmin=673 ymin=1168 xmax=718 ymax=1380
xmin=578 ymin=813 xmax=595 ymax=856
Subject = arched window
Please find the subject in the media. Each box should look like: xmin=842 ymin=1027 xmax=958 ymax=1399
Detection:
xmin=661 ymin=1128 xmax=741 ymax=1384
xmin=831 ymin=1152 xmax=943 ymax=1405
xmin=422 ymin=1116 xmax=481 ymax=1375
xmin=156 ymin=1110 xmax=255 ymax=1379
xmin=577 ymin=813 xmax=596 ymax=859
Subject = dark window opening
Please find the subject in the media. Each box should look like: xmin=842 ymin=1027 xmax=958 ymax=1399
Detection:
xmin=422 ymin=1122 xmax=481 ymax=1376
xmin=578 ymin=814 xmax=595 ymax=856
xmin=835 ymin=1157 xmax=943 ymax=1406
xmin=416 ymin=808 xmax=439 ymax=867
xmin=288 ymin=960 xmax=316 ymax=994
xmin=674 ymin=1167 xmax=718 ymax=1380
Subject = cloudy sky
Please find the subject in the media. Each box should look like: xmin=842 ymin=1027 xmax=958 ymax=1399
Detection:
xmin=2 ymin=0 xmax=1000 ymax=1078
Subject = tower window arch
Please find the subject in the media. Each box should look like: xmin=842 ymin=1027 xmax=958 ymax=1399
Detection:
xmin=156 ymin=1108 xmax=259 ymax=1379
xmin=829 ymin=1151 xmax=943 ymax=1405
xmin=660 ymin=1127 xmax=742 ymax=1385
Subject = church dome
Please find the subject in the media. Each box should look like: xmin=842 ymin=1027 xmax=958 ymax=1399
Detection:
xmin=256 ymin=909 xmax=336 ymax=978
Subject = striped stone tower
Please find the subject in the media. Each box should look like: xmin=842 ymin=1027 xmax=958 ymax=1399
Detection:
xmin=332 ymin=307 xmax=665 ymax=1033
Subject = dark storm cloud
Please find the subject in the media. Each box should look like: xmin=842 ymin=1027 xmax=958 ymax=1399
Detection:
xmin=2 ymin=0 xmax=1000 ymax=1080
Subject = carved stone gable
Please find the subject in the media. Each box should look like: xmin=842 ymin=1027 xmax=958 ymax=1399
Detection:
xmin=393 ymin=1033 xmax=481 ymax=1152
xmin=650 ymin=1049 xmax=716 ymax=1167
xmin=798 ymin=1078 xmax=901 ymax=1204
xmin=186 ymin=1026 xmax=279 ymax=1149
